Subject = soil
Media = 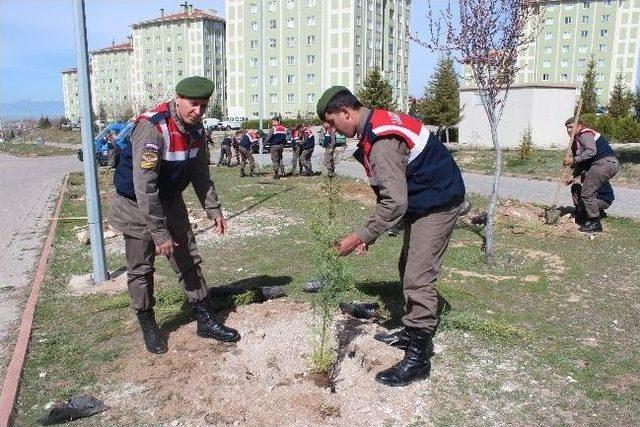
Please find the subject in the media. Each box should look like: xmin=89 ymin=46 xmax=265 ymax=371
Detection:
xmin=333 ymin=181 xmax=376 ymax=207
xmin=99 ymin=299 xmax=435 ymax=426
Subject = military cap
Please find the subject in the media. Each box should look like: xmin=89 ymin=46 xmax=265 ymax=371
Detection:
xmin=316 ymin=85 xmax=351 ymax=120
xmin=175 ymin=76 xmax=214 ymax=99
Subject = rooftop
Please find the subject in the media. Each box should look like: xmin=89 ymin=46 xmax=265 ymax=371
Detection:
xmin=91 ymin=41 xmax=133 ymax=55
xmin=131 ymin=6 xmax=224 ymax=29
xmin=61 ymin=67 xmax=77 ymax=74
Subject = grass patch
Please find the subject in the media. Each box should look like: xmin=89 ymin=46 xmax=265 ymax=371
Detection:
xmin=0 ymin=141 xmax=76 ymax=157
xmin=15 ymin=165 xmax=640 ymax=425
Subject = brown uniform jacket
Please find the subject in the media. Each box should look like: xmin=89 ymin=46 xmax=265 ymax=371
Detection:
xmin=354 ymin=108 xmax=409 ymax=245
xmin=109 ymin=100 xmax=222 ymax=245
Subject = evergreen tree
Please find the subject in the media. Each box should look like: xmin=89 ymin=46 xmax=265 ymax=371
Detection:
xmin=98 ymin=102 xmax=108 ymax=122
xmin=419 ymin=56 xmax=462 ymax=143
xmin=581 ymin=57 xmax=599 ymax=114
xmin=207 ymin=100 xmax=224 ymax=119
xmin=407 ymin=97 xmax=420 ymax=118
xmin=357 ymin=67 xmax=397 ymax=111
xmin=37 ymin=116 xmax=52 ymax=129
xmin=633 ymin=84 xmax=640 ymax=120
xmin=608 ymin=71 xmax=633 ymax=118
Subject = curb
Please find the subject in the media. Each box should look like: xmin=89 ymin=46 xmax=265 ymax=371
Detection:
xmin=0 ymin=174 xmax=69 ymax=427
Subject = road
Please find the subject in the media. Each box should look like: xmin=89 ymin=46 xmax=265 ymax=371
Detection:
xmin=0 ymin=153 xmax=82 ymax=380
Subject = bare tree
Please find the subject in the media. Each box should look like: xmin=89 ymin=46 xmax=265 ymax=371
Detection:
xmin=414 ymin=0 xmax=542 ymax=262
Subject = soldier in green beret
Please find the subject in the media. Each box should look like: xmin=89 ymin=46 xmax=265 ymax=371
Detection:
xmin=317 ymin=86 xmax=465 ymax=387
xmin=109 ymin=76 xmax=240 ymax=354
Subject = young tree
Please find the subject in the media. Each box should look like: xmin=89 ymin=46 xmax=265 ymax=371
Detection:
xmin=420 ymin=55 xmax=462 ymax=143
xmin=607 ymin=71 xmax=633 ymax=118
xmin=634 ymin=85 xmax=640 ymax=120
xmin=357 ymin=66 xmax=397 ymax=111
xmin=416 ymin=0 xmax=542 ymax=262
xmin=97 ymin=102 xmax=108 ymax=122
xmin=207 ymin=100 xmax=224 ymax=119
xmin=37 ymin=116 xmax=52 ymax=129
xmin=581 ymin=57 xmax=599 ymax=114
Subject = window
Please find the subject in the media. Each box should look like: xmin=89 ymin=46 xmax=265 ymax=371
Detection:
xmin=562 ymin=45 xmax=570 ymax=53
xmin=269 ymin=20 xmax=277 ymax=29
xmin=286 ymin=56 xmax=295 ymax=65
xmin=251 ymin=21 xmax=258 ymax=31
xmin=580 ymin=30 xmax=588 ymax=37
xmin=286 ymin=0 xmax=295 ymax=9
xmin=599 ymin=44 xmax=607 ymax=52
xmin=166 ymin=58 xmax=172 ymax=65
xmin=270 ymin=93 xmax=277 ymax=103
xmin=602 ymin=14 xmax=611 ymax=22
xmin=286 ymin=75 xmax=295 ymax=84
xmin=307 ymin=0 xmax=316 ymax=6
xmin=269 ymin=38 xmax=276 ymax=48
xmin=577 ymin=74 xmax=584 ymax=82
xmin=355 ymin=54 xmax=362 ymax=65
xmin=545 ymin=45 xmax=552 ymax=53
xmin=269 ymin=57 xmax=277 ymax=66
xmin=268 ymin=1 xmax=277 ymax=11
xmin=579 ymin=45 xmax=587 ymax=53
xmin=564 ymin=16 xmax=572 ymax=24
xmin=356 ymin=16 xmax=362 ymax=27
xmin=563 ymin=31 xmax=571 ymax=39
xmin=600 ymin=29 xmax=608 ymax=37
xmin=250 ymin=76 xmax=258 ymax=86
xmin=251 ymin=94 xmax=258 ymax=104
xmin=545 ymin=32 xmax=553 ymax=40
xmin=604 ymin=0 xmax=611 ymax=6
xmin=250 ymin=40 xmax=258 ymax=49
xmin=250 ymin=58 xmax=258 ymax=67
xmin=269 ymin=75 xmax=277 ymax=85
xmin=582 ymin=15 xmax=590 ymax=23
xmin=250 ymin=4 xmax=257 ymax=13
xmin=356 ymin=35 xmax=361 ymax=46
xmin=286 ymin=36 xmax=295 ymax=47
xmin=542 ymin=73 xmax=550 ymax=81
xmin=307 ymin=35 xmax=315 ymax=45
xmin=145 ymin=48 xmax=150 ymax=54
xmin=583 ymin=1 xmax=590 ymax=8
xmin=286 ymin=17 xmax=295 ymax=28
xmin=560 ymin=73 xmax=568 ymax=82
xmin=308 ymin=16 xmax=316 ymax=26
xmin=287 ymin=94 xmax=295 ymax=103
xmin=543 ymin=60 xmax=551 ymax=68
xmin=578 ymin=58 xmax=587 ymax=67
xmin=307 ymin=93 xmax=315 ymax=102
xmin=597 ymin=59 xmax=605 ymax=67
xmin=306 ymin=73 xmax=315 ymax=84
xmin=565 ymin=3 xmax=573 ymax=9
xmin=561 ymin=59 xmax=569 ymax=68
xmin=177 ymin=45 xmax=182 ymax=52
xmin=306 ymin=54 xmax=315 ymax=65
xmin=156 ymin=48 xmax=161 ymax=54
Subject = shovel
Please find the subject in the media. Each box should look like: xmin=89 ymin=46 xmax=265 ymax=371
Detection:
xmin=544 ymin=99 xmax=583 ymax=225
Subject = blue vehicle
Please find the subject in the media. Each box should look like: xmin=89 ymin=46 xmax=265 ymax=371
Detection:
xmin=77 ymin=121 xmax=132 ymax=166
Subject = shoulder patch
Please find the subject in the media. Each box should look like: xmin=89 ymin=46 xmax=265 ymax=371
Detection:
xmin=141 ymin=148 xmax=159 ymax=169
xmin=144 ymin=143 xmax=160 ymax=152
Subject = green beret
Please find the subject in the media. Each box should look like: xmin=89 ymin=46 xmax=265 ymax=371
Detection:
xmin=175 ymin=76 xmax=214 ymax=99
xmin=316 ymin=85 xmax=351 ymax=120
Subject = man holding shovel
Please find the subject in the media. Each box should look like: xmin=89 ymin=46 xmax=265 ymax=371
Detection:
xmin=317 ymin=86 xmax=465 ymax=387
xmin=563 ymin=117 xmax=619 ymax=232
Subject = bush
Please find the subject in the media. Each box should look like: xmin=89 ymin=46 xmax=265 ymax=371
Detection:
xmin=580 ymin=113 xmax=640 ymax=144
xmin=37 ymin=116 xmax=52 ymax=129
xmin=516 ymin=126 xmax=534 ymax=160
xmin=242 ymin=117 xmax=323 ymax=130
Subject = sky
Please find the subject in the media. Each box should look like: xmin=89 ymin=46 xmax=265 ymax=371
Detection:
xmin=0 ymin=0 xmax=442 ymax=104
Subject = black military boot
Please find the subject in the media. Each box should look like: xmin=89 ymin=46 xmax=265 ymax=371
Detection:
xmin=579 ymin=217 xmax=603 ymax=233
xmin=375 ymin=328 xmax=433 ymax=387
xmin=240 ymin=169 xmax=246 ymax=177
xmin=191 ymin=299 xmax=241 ymax=342
xmin=136 ymin=309 xmax=168 ymax=354
xmin=374 ymin=327 xmax=410 ymax=350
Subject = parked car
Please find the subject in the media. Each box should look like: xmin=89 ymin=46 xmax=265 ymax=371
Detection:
xmin=202 ymin=117 xmax=221 ymax=130
xmin=220 ymin=116 xmax=246 ymax=130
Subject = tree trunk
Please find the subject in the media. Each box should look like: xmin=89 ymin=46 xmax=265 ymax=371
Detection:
xmin=446 ymin=127 xmax=450 ymax=144
xmin=485 ymin=116 xmax=502 ymax=264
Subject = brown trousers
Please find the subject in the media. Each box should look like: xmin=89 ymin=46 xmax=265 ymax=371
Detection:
xmin=124 ymin=215 xmax=208 ymax=312
xmin=300 ymin=149 xmax=314 ymax=174
xmin=399 ymin=201 xmax=462 ymax=332
xmin=239 ymin=146 xmax=254 ymax=174
xmin=579 ymin=157 xmax=619 ymax=218
xmin=270 ymin=144 xmax=285 ymax=175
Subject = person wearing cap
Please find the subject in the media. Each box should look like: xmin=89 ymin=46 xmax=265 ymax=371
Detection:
xmin=109 ymin=76 xmax=240 ymax=354
xmin=320 ymin=122 xmax=337 ymax=177
xmin=263 ymin=117 xmax=287 ymax=179
xmin=563 ymin=117 xmax=619 ymax=232
xmin=300 ymin=124 xmax=316 ymax=176
xmin=317 ymin=86 xmax=465 ymax=387
xmin=290 ymin=124 xmax=304 ymax=175
xmin=237 ymin=129 xmax=258 ymax=177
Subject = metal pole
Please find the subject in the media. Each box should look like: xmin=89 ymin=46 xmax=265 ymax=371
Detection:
xmin=257 ymin=0 xmax=265 ymax=168
xmin=73 ymin=0 xmax=108 ymax=283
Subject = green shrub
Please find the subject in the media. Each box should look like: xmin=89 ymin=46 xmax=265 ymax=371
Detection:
xmin=516 ymin=126 xmax=534 ymax=161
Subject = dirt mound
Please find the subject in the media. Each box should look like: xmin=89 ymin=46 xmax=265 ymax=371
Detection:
xmin=101 ymin=299 xmax=434 ymax=426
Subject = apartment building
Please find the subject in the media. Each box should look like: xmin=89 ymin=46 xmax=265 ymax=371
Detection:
xmin=463 ymin=0 xmax=640 ymax=105
xmin=225 ymin=0 xmax=410 ymax=119
xmin=90 ymin=39 xmax=133 ymax=116
xmin=61 ymin=68 xmax=79 ymax=122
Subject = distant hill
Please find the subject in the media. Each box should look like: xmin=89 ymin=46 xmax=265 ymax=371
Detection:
xmin=0 ymin=100 xmax=64 ymax=120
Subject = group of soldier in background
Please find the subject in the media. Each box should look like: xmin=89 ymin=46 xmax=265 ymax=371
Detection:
xmin=207 ymin=117 xmax=338 ymax=180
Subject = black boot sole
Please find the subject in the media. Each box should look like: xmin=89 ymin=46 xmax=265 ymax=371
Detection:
xmin=144 ymin=344 xmax=168 ymax=354
xmin=197 ymin=330 xmax=241 ymax=342
xmin=374 ymin=369 xmax=430 ymax=387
